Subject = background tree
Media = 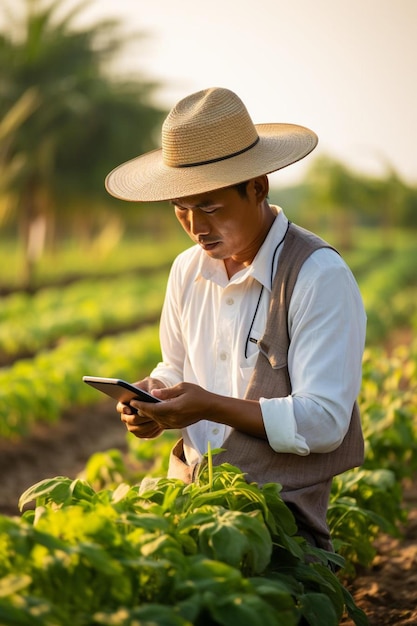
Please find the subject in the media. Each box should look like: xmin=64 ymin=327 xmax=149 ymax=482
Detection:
xmin=300 ymin=155 xmax=417 ymax=249
xmin=0 ymin=0 xmax=165 ymax=286
xmin=0 ymin=87 xmax=40 ymax=221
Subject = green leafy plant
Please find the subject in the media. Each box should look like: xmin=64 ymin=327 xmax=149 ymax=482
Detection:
xmin=0 ymin=324 xmax=161 ymax=438
xmin=0 ymin=271 xmax=168 ymax=360
xmin=0 ymin=458 xmax=368 ymax=625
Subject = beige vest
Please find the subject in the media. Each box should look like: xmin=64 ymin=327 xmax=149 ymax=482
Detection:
xmin=168 ymin=223 xmax=364 ymax=550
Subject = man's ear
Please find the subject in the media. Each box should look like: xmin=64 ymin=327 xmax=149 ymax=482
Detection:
xmin=251 ymin=175 xmax=269 ymax=203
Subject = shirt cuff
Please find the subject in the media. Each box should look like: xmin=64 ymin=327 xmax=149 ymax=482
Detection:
xmin=260 ymin=396 xmax=310 ymax=455
xmin=149 ymin=365 xmax=182 ymax=389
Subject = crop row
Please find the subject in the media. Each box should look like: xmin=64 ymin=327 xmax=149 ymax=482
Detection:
xmin=0 ymin=243 xmax=415 ymax=365
xmin=0 ymin=256 xmax=416 ymax=437
xmin=0 ymin=229 xmax=189 ymax=292
xmin=0 ymin=231 xmax=414 ymax=437
xmin=0 ymin=234 xmax=415 ymax=368
xmin=0 ymin=272 xmax=168 ymax=363
xmin=0 ymin=324 xmax=161 ymax=438
xmin=328 ymin=340 xmax=417 ymax=571
xmin=358 ymin=247 xmax=417 ymax=343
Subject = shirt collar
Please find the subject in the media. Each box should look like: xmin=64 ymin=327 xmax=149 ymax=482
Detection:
xmin=249 ymin=206 xmax=289 ymax=291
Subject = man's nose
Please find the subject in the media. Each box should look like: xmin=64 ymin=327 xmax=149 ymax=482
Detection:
xmin=189 ymin=210 xmax=209 ymax=236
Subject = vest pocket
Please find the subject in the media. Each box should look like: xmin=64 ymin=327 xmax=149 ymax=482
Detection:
xmin=240 ymin=329 xmax=262 ymax=387
xmin=258 ymin=338 xmax=288 ymax=370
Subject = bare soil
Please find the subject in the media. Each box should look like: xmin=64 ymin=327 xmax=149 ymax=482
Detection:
xmin=340 ymin=485 xmax=417 ymax=626
xmin=0 ymin=400 xmax=127 ymax=516
xmin=0 ymin=402 xmax=416 ymax=625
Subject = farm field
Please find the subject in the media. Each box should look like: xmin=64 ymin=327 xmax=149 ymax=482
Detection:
xmin=0 ymin=225 xmax=416 ymax=625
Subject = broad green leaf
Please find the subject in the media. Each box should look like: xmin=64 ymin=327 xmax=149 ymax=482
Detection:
xmin=249 ymin=577 xmax=297 ymax=610
xmin=208 ymin=590 xmax=296 ymax=626
xmin=179 ymin=555 xmax=245 ymax=595
xmin=122 ymin=512 xmax=171 ymax=533
xmin=341 ymin=586 xmax=370 ymax=626
xmin=196 ymin=509 xmax=272 ymax=574
xmin=299 ymin=592 xmax=339 ymax=626
xmin=18 ymin=477 xmax=73 ymax=510
xmin=68 ymin=478 xmax=96 ymax=503
xmin=261 ymin=482 xmax=298 ymax=535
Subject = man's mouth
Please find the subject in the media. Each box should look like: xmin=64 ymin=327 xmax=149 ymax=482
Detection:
xmin=199 ymin=240 xmax=220 ymax=251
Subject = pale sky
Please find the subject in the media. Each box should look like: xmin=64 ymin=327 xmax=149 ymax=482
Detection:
xmin=46 ymin=0 xmax=417 ymax=185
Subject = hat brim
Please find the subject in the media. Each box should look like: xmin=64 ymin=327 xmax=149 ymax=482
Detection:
xmin=105 ymin=123 xmax=318 ymax=202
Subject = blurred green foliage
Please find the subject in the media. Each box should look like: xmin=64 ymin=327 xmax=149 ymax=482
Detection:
xmin=1 ymin=1 xmax=416 ymax=289
xmin=0 ymin=0 xmax=166 ymax=285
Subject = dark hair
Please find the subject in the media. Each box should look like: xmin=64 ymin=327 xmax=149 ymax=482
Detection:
xmin=233 ymin=180 xmax=249 ymax=198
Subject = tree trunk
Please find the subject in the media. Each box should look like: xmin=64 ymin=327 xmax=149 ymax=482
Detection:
xmin=19 ymin=180 xmax=48 ymax=289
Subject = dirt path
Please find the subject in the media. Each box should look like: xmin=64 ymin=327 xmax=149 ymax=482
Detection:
xmin=340 ymin=483 xmax=417 ymax=625
xmin=0 ymin=403 xmax=416 ymax=625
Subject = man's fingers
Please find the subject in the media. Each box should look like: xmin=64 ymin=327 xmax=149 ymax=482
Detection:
xmin=117 ymin=402 xmax=136 ymax=415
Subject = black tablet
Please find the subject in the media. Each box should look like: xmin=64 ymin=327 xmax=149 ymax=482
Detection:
xmin=82 ymin=376 xmax=162 ymax=405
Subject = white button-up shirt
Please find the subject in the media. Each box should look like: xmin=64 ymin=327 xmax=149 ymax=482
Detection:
xmin=150 ymin=207 xmax=367 ymax=466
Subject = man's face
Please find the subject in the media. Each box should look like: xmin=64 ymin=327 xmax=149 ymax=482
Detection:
xmin=170 ymin=177 xmax=269 ymax=266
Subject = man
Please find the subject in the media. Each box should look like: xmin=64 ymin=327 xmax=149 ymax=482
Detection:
xmin=106 ymin=87 xmax=366 ymax=551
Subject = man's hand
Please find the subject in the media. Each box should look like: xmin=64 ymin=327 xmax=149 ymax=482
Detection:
xmin=120 ymin=380 xmax=266 ymax=441
xmin=117 ymin=377 xmax=165 ymax=439
xmin=132 ymin=382 xmax=214 ymax=430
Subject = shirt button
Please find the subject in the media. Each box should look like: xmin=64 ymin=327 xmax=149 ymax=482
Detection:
xmin=226 ymin=297 xmax=234 ymax=305
xmin=220 ymin=352 xmax=227 ymax=361
xmin=212 ymin=428 xmax=219 ymax=435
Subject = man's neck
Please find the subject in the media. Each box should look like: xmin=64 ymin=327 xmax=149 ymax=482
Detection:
xmin=224 ymin=204 xmax=276 ymax=279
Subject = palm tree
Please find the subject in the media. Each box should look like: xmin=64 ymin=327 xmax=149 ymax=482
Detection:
xmin=0 ymin=87 xmax=40 ymax=208
xmin=0 ymin=0 xmax=165 ymax=286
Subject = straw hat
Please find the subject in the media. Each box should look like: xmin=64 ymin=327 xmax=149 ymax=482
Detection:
xmin=105 ymin=87 xmax=318 ymax=202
